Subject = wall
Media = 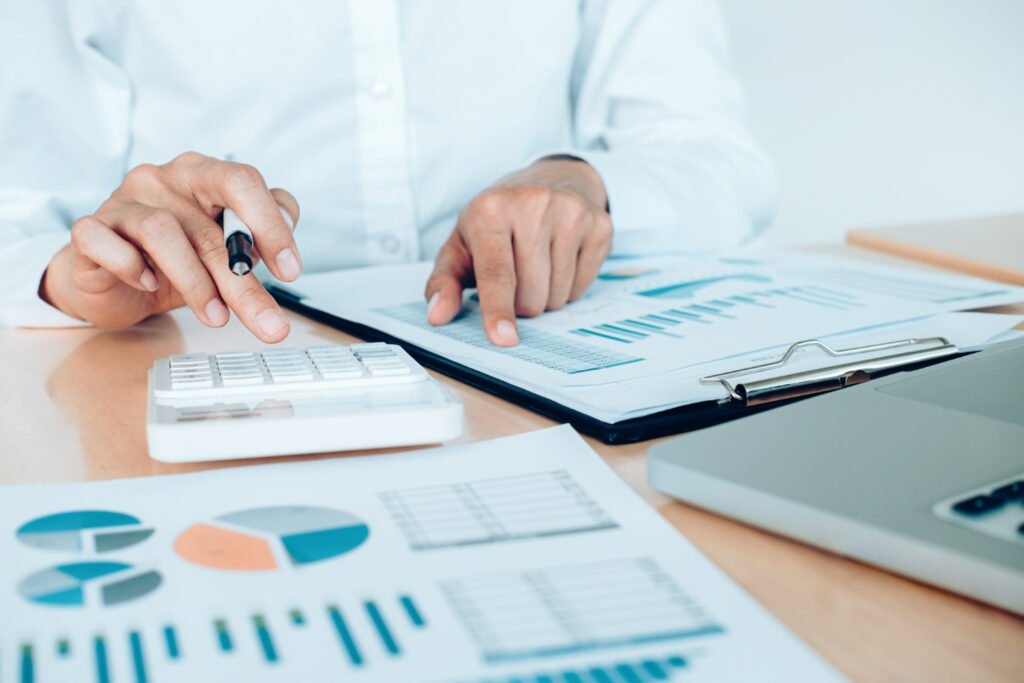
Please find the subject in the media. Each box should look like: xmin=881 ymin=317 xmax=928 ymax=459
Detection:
xmin=720 ymin=0 xmax=1024 ymax=244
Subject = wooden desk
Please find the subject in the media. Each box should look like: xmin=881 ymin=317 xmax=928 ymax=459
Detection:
xmin=3 ymin=254 xmax=1023 ymax=682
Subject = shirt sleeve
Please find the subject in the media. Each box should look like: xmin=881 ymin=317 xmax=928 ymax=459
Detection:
xmin=554 ymin=0 xmax=776 ymax=257
xmin=0 ymin=3 xmax=131 ymax=328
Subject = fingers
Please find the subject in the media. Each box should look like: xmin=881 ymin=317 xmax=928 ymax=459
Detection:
xmin=425 ymin=233 xmax=472 ymax=327
xmin=70 ymin=216 xmax=158 ymax=294
xmin=463 ymin=214 xmax=520 ymax=347
xmin=102 ymin=203 xmax=229 ymax=327
xmin=173 ymin=154 xmax=302 ymax=282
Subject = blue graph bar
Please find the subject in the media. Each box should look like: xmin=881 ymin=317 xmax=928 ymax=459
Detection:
xmin=599 ymin=324 xmax=646 ymax=339
xmin=57 ymin=640 xmax=70 ymax=657
xmin=290 ymin=609 xmax=306 ymax=626
xmin=641 ymin=660 xmax=668 ymax=679
xmin=729 ymin=295 xmax=772 ymax=308
xmin=365 ymin=601 xmax=400 ymax=655
xmin=94 ymin=637 xmax=110 ymax=683
xmin=589 ymin=668 xmax=614 ymax=683
xmin=20 ymin=644 xmax=33 ymax=683
xmin=643 ymin=314 xmax=680 ymax=325
xmin=214 ymin=619 xmax=233 ymax=652
xmin=129 ymin=631 xmax=148 ymax=683
xmin=571 ymin=328 xmax=632 ymax=344
xmin=708 ymin=299 xmax=735 ymax=308
xmin=163 ymin=626 xmax=180 ymax=660
xmin=400 ymin=596 xmax=426 ymax=627
xmin=327 ymin=605 xmax=364 ymax=666
xmin=667 ymin=309 xmax=710 ymax=323
xmin=253 ymin=616 xmax=278 ymax=663
xmin=616 ymin=664 xmax=645 ymax=683
xmin=687 ymin=304 xmax=735 ymax=319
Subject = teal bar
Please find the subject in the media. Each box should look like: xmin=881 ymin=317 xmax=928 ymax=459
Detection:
xmin=534 ymin=677 xmax=556 ymax=683
xmin=57 ymin=640 xmax=70 ymax=657
xmin=129 ymin=632 xmax=148 ymax=683
xmin=327 ymin=606 xmax=363 ymax=666
xmin=94 ymin=637 xmax=110 ymax=683
xmin=163 ymin=626 xmax=180 ymax=660
xmin=588 ymin=668 xmax=614 ymax=683
xmin=641 ymin=660 xmax=668 ymax=680
xmin=253 ymin=616 xmax=278 ymax=663
xmin=667 ymin=656 xmax=687 ymax=668
xmin=289 ymin=609 xmax=305 ymax=626
xmin=561 ymin=673 xmax=584 ymax=683
xmin=364 ymin=601 xmax=400 ymax=655
xmin=214 ymin=619 xmax=233 ymax=652
xmin=615 ymin=664 xmax=644 ymax=683
xmin=399 ymin=596 xmax=425 ymax=627
xmin=20 ymin=644 xmax=33 ymax=683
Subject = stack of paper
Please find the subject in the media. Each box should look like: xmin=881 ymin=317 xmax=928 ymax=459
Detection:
xmin=283 ymin=246 xmax=1024 ymax=423
xmin=1 ymin=427 xmax=843 ymax=681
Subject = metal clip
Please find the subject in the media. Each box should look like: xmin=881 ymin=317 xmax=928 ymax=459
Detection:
xmin=699 ymin=337 xmax=958 ymax=406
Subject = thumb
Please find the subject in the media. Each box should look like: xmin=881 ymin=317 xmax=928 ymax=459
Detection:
xmin=425 ymin=234 xmax=472 ymax=326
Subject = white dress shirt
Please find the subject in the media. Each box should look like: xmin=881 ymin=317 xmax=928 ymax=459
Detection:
xmin=0 ymin=0 xmax=774 ymax=328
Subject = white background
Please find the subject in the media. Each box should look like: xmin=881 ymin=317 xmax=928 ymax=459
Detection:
xmin=721 ymin=0 xmax=1024 ymax=244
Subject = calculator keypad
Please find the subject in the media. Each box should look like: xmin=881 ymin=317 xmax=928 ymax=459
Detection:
xmin=155 ymin=343 xmax=423 ymax=399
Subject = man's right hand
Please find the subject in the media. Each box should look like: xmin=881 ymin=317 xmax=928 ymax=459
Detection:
xmin=41 ymin=152 xmax=301 ymax=342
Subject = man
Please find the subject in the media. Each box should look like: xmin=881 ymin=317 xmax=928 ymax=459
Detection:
xmin=0 ymin=1 xmax=774 ymax=347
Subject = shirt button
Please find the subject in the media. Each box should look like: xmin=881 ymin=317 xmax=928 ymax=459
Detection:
xmin=379 ymin=234 xmax=402 ymax=254
xmin=370 ymin=82 xmax=393 ymax=100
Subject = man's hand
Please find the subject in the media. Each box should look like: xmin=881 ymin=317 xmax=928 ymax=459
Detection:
xmin=41 ymin=152 xmax=301 ymax=342
xmin=425 ymin=158 xmax=612 ymax=346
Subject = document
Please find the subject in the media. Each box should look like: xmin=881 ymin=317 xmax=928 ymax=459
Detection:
xmin=0 ymin=427 xmax=842 ymax=682
xmin=282 ymin=246 xmax=1024 ymax=422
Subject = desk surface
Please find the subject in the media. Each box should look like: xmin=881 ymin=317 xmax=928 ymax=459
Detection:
xmin=3 ymin=246 xmax=1023 ymax=682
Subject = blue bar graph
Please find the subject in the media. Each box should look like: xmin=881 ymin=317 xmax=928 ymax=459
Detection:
xmin=94 ymin=637 xmax=110 ymax=683
xmin=129 ymin=631 xmax=148 ymax=683
xmin=163 ymin=626 xmax=180 ymax=660
xmin=214 ymin=619 xmax=233 ymax=652
xmin=290 ymin=609 xmax=305 ymax=626
xmin=400 ymin=595 xmax=426 ymax=627
xmin=20 ymin=644 xmax=33 ymax=683
xmin=364 ymin=601 xmax=400 ymax=655
xmin=253 ymin=615 xmax=278 ymax=663
xmin=327 ymin=605 xmax=364 ymax=666
xmin=57 ymin=640 xmax=70 ymax=658
xmin=465 ymin=654 xmax=689 ymax=683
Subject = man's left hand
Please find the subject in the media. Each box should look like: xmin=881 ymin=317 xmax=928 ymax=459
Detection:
xmin=425 ymin=158 xmax=612 ymax=346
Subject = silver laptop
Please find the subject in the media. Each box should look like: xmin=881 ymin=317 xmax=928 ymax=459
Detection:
xmin=649 ymin=337 xmax=1024 ymax=614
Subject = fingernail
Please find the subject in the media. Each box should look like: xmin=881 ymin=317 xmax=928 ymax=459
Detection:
xmin=496 ymin=319 xmax=519 ymax=345
xmin=427 ymin=291 xmax=441 ymax=315
xmin=205 ymin=298 xmax=229 ymax=326
xmin=276 ymin=248 xmax=301 ymax=280
xmin=140 ymin=268 xmax=159 ymax=291
xmin=256 ymin=308 xmax=288 ymax=337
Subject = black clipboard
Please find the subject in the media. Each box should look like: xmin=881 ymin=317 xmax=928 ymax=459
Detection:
xmin=270 ymin=285 xmax=965 ymax=445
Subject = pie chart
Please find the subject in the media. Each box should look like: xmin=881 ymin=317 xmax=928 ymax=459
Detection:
xmin=174 ymin=505 xmax=370 ymax=571
xmin=17 ymin=510 xmax=154 ymax=553
xmin=18 ymin=562 xmax=162 ymax=608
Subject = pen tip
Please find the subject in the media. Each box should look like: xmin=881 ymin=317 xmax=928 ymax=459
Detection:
xmin=232 ymin=262 xmax=251 ymax=276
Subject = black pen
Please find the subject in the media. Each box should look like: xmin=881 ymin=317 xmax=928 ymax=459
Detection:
xmin=223 ymin=208 xmax=254 ymax=276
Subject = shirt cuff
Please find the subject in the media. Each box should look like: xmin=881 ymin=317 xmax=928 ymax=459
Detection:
xmin=0 ymin=231 xmax=89 ymax=328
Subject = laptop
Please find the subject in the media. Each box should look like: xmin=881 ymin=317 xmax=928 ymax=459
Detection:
xmin=649 ymin=337 xmax=1024 ymax=614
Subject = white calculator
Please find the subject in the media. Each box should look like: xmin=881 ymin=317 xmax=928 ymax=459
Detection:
xmin=146 ymin=343 xmax=463 ymax=462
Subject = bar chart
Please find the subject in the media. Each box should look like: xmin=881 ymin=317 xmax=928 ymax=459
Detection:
xmin=6 ymin=593 xmax=429 ymax=682
xmin=380 ymin=470 xmax=618 ymax=550
xmin=375 ymin=301 xmax=643 ymax=374
xmin=440 ymin=557 xmax=723 ymax=663
xmin=570 ymin=285 xmax=869 ymax=344
xmin=455 ymin=653 xmax=691 ymax=683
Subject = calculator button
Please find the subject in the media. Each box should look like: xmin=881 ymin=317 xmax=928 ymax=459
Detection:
xmin=951 ymin=495 xmax=1005 ymax=516
xmin=319 ymin=368 xmax=366 ymax=379
xmin=221 ymin=374 xmax=266 ymax=387
xmin=368 ymin=365 xmax=412 ymax=377
xmin=991 ymin=481 xmax=1024 ymax=501
xmin=170 ymin=353 xmax=209 ymax=365
xmin=171 ymin=376 xmax=214 ymax=389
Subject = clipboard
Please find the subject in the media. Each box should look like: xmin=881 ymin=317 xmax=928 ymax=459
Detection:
xmin=271 ymin=286 xmax=966 ymax=444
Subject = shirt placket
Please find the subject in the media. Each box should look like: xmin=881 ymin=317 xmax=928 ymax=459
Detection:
xmin=348 ymin=0 xmax=419 ymax=263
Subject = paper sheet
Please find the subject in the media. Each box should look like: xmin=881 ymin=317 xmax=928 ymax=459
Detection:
xmin=1 ymin=427 xmax=842 ymax=682
xmin=283 ymin=246 xmax=1024 ymax=422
